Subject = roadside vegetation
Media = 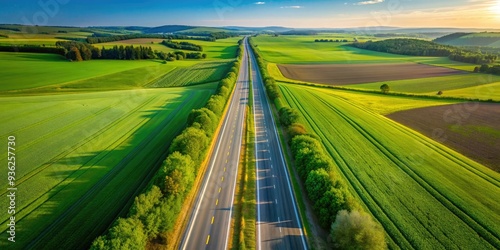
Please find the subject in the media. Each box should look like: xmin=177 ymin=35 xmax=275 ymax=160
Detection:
xmin=250 ymin=34 xmax=500 ymax=250
xmin=90 ymin=40 xmax=244 ymax=249
xmin=249 ymin=37 xmax=387 ymax=249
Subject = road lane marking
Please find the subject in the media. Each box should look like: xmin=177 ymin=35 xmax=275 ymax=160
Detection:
xmin=227 ymin=152 xmax=230 ymax=156
xmin=219 ymin=187 xmax=221 ymax=193
xmin=211 ymin=216 xmax=215 ymax=224
xmin=274 ymin=185 xmax=276 ymax=189
xmin=224 ymin=167 xmax=226 ymax=172
xmin=216 ymin=199 xmax=218 ymax=206
xmin=275 ymin=199 xmax=278 ymax=204
xmin=206 ymin=235 xmax=210 ymax=245
xmin=221 ymin=176 xmax=224 ymax=182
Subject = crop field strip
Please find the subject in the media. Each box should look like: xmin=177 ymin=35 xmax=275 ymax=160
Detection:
xmin=27 ymin=91 xmax=201 ymax=248
xmin=148 ymin=60 xmax=232 ymax=87
xmin=279 ymin=84 xmax=500 ymax=249
xmin=387 ymin=103 xmax=500 ymax=170
xmin=0 ymin=88 xmax=214 ymax=248
xmin=278 ymin=63 xmax=465 ymax=85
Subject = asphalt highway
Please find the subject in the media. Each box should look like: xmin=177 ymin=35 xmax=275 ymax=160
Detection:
xmin=247 ymin=40 xmax=308 ymax=250
xmin=180 ymin=38 xmax=249 ymax=250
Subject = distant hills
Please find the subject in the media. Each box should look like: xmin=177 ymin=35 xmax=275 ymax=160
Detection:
xmin=434 ymin=32 xmax=500 ymax=48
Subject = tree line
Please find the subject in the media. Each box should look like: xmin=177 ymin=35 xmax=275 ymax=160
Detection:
xmin=475 ymin=64 xmax=500 ymax=75
xmin=86 ymin=33 xmax=214 ymax=44
xmin=351 ymin=39 xmax=497 ymax=64
xmin=0 ymin=45 xmax=65 ymax=55
xmin=315 ymin=39 xmax=350 ymax=43
xmin=161 ymin=40 xmax=203 ymax=51
xmin=249 ymin=38 xmax=387 ymax=250
xmin=54 ymin=41 xmax=206 ymax=62
xmin=90 ymin=40 xmax=244 ymax=249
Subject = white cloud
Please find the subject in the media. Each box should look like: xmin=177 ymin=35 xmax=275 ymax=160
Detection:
xmin=280 ymin=6 xmax=303 ymax=9
xmin=254 ymin=2 xmax=265 ymax=4
xmin=354 ymin=0 xmax=384 ymax=5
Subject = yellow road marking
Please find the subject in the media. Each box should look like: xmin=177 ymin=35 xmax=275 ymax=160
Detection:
xmin=206 ymin=235 xmax=210 ymax=245
xmin=221 ymin=176 xmax=224 ymax=182
xmin=219 ymin=187 xmax=221 ymax=193
xmin=211 ymin=216 xmax=215 ymax=224
xmin=224 ymin=167 xmax=226 ymax=172
xmin=216 ymin=199 xmax=219 ymax=206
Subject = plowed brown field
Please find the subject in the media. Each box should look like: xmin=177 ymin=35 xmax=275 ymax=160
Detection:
xmin=388 ymin=103 xmax=500 ymax=171
xmin=278 ymin=63 xmax=465 ymax=85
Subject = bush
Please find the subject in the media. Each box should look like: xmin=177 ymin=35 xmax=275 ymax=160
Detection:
xmin=169 ymin=127 xmax=209 ymax=162
xmin=278 ymin=107 xmax=301 ymax=126
xmin=90 ymin=217 xmax=148 ymax=250
xmin=331 ymin=210 xmax=387 ymax=250
xmin=188 ymin=108 xmax=218 ymax=135
xmin=287 ymin=123 xmax=307 ymax=138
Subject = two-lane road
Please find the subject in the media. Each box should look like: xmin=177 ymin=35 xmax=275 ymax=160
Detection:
xmin=180 ymin=39 xmax=249 ymax=250
xmin=247 ymin=41 xmax=308 ymax=249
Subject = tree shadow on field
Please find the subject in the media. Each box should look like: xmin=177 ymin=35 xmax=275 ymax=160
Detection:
xmin=210 ymin=46 xmax=237 ymax=59
xmin=19 ymin=93 xmax=206 ymax=249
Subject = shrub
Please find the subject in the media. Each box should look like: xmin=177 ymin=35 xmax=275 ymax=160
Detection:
xmin=331 ymin=210 xmax=387 ymax=250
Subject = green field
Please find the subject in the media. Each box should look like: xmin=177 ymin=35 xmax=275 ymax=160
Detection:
xmin=440 ymin=81 xmax=500 ymax=100
xmin=351 ymin=73 xmax=500 ymax=94
xmin=99 ymin=37 xmax=241 ymax=59
xmin=279 ymin=83 xmax=500 ymax=249
xmin=303 ymin=86 xmax=460 ymax=115
xmin=0 ymin=85 xmax=215 ymax=249
xmin=0 ymin=29 xmax=238 ymax=248
xmin=148 ymin=60 xmax=232 ymax=87
xmin=252 ymin=35 xmax=427 ymax=64
xmin=0 ymin=52 xmax=170 ymax=92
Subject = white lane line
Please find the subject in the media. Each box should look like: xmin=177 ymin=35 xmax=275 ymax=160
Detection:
xmin=223 ymin=44 xmax=249 ymax=250
xmin=275 ymin=199 xmax=278 ymax=204
xmin=251 ymin=41 xmax=263 ymax=250
xmin=249 ymin=41 xmax=308 ymax=250
xmin=183 ymin=41 xmax=249 ymax=250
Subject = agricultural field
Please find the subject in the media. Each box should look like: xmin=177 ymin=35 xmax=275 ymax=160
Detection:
xmin=0 ymin=52 xmax=167 ymax=92
xmin=0 ymin=86 xmax=215 ymax=249
xmin=350 ymin=74 xmax=500 ymax=96
xmin=388 ymin=103 xmax=500 ymax=170
xmin=279 ymin=83 xmax=500 ymax=249
xmin=99 ymin=37 xmax=241 ymax=59
xmin=278 ymin=62 xmax=464 ymax=85
xmin=0 ymin=26 xmax=239 ymax=248
xmin=251 ymin=35 xmax=425 ymax=64
xmin=254 ymin=35 xmax=498 ymax=100
xmin=148 ymin=61 xmax=231 ymax=87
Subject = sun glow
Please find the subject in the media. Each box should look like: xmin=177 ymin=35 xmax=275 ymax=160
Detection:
xmin=491 ymin=0 xmax=500 ymax=14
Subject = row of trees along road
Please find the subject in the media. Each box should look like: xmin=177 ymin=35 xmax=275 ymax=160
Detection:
xmin=90 ymin=40 xmax=244 ymax=250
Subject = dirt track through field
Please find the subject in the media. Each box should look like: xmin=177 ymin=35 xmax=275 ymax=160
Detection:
xmin=388 ymin=103 xmax=500 ymax=171
xmin=278 ymin=63 xmax=465 ymax=85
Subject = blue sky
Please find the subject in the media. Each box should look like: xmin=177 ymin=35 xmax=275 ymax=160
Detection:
xmin=0 ymin=0 xmax=498 ymax=28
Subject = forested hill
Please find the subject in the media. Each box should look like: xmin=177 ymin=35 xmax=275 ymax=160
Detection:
xmin=434 ymin=32 xmax=500 ymax=48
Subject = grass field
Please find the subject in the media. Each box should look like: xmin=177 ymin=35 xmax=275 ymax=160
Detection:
xmin=0 ymin=85 xmax=215 ymax=249
xmin=0 ymin=52 xmax=171 ymax=92
xmin=278 ymin=83 xmax=500 ymax=249
xmin=252 ymin=35 xmax=428 ymax=64
xmin=100 ymin=37 xmax=241 ymax=59
xmin=350 ymin=73 xmax=500 ymax=94
xmin=148 ymin=61 xmax=232 ymax=87
xmin=303 ymin=86 xmax=460 ymax=115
